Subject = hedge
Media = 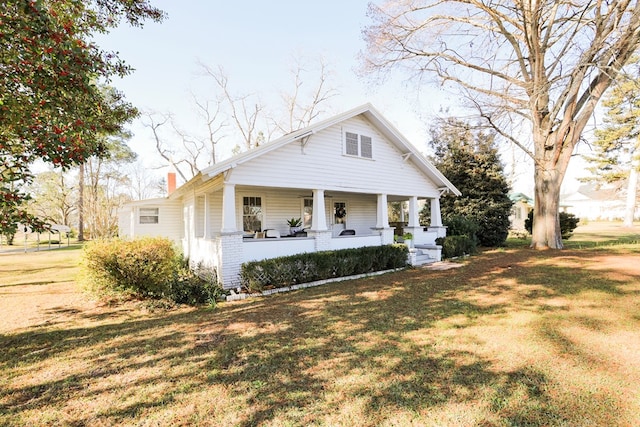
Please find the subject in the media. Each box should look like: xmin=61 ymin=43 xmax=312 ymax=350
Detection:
xmin=240 ymin=244 xmax=409 ymax=292
xmin=436 ymin=235 xmax=477 ymax=259
xmin=81 ymin=237 xmax=222 ymax=305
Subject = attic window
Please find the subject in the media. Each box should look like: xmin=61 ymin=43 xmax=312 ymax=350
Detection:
xmin=344 ymin=131 xmax=373 ymax=159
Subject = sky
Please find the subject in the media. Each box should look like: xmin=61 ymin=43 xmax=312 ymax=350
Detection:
xmin=95 ymin=0 xmax=589 ymax=195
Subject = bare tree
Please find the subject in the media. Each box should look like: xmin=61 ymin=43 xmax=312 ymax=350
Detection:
xmin=274 ymin=56 xmax=339 ymax=134
xmin=199 ymin=64 xmax=265 ymax=151
xmin=364 ymin=0 xmax=640 ymax=249
xmin=142 ymin=112 xmax=197 ymax=182
xmin=192 ymin=95 xmax=227 ymax=165
xmin=126 ymin=159 xmax=167 ymax=200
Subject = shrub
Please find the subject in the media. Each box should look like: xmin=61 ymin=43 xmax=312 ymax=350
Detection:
xmin=436 ymin=235 xmax=477 ymax=259
xmin=82 ymin=237 xmax=222 ymax=305
xmin=443 ymin=215 xmax=480 ymax=241
xmin=240 ymin=245 xmax=409 ymax=292
xmin=524 ymin=211 xmax=580 ymax=239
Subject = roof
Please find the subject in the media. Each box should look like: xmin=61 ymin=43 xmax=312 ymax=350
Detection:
xmin=195 ymin=103 xmax=461 ymax=196
xmin=509 ymin=192 xmax=533 ymax=204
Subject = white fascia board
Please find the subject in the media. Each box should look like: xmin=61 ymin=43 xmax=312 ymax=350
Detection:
xmin=361 ymin=107 xmax=462 ymax=197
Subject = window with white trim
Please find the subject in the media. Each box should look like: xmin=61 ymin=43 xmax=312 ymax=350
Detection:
xmin=344 ymin=131 xmax=373 ymax=159
xmin=139 ymin=207 xmax=159 ymax=224
xmin=243 ymin=196 xmax=263 ymax=232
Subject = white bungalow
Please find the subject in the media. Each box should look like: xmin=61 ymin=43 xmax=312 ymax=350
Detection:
xmin=119 ymin=104 xmax=460 ymax=289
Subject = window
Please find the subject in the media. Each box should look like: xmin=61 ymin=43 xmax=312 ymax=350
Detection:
xmin=303 ymin=198 xmax=313 ymax=228
xmin=243 ymin=196 xmax=262 ymax=232
xmin=360 ymin=135 xmax=372 ymax=158
xmin=345 ymin=132 xmax=359 ymax=156
xmin=344 ymin=131 xmax=373 ymax=159
xmin=139 ymin=207 xmax=159 ymax=224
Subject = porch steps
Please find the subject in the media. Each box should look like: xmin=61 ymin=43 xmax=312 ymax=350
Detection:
xmin=411 ymin=244 xmax=442 ymax=266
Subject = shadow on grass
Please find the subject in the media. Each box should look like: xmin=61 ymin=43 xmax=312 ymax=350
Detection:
xmin=1 ymin=246 xmax=638 ymax=425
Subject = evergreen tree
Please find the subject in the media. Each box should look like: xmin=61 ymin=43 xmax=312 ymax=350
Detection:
xmin=426 ymin=118 xmax=513 ymax=247
xmin=582 ymin=68 xmax=640 ymax=227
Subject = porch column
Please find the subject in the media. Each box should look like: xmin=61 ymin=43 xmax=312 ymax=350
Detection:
xmin=311 ymin=189 xmax=327 ymax=231
xmin=376 ymin=194 xmax=390 ymax=228
xmin=308 ymin=189 xmax=331 ymax=251
xmin=375 ymin=194 xmax=394 ymax=245
xmin=221 ymin=183 xmax=237 ymax=233
xmin=430 ymin=198 xmax=442 ymax=226
xmin=427 ymin=197 xmax=447 ymax=239
xmin=408 ymin=196 xmax=420 ymax=227
xmin=203 ymin=193 xmax=211 ymax=238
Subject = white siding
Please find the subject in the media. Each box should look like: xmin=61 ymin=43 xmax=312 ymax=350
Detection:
xmin=120 ymin=200 xmax=183 ymax=244
xmin=228 ymin=116 xmax=440 ymax=198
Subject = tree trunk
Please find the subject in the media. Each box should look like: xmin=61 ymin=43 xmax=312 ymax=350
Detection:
xmin=623 ymin=155 xmax=639 ymax=228
xmin=531 ymin=165 xmax=564 ymax=249
xmin=78 ymin=162 xmax=84 ymax=241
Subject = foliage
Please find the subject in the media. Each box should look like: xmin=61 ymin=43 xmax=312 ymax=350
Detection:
xmin=442 ymin=215 xmax=480 ymax=242
xmin=240 ymin=245 xmax=409 ymax=292
xmin=426 ymin=118 xmax=512 ymax=247
xmin=81 ymin=237 xmax=221 ymax=305
xmin=286 ymin=217 xmax=302 ymax=227
xmin=436 ymin=235 xmax=477 ymax=259
xmin=81 ymin=126 xmax=137 ymax=238
xmin=581 ymin=65 xmax=640 ymax=226
xmin=364 ymin=0 xmax=640 ymax=249
xmin=0 ymin=0 xmax=164 ymax=237
xmin=402 ymin=232 xmax=413 ymax=241
xmin=27 ymin=169 xmax=76 ymax=227
xmin=525 ymin=211 xmax=580 ymax=240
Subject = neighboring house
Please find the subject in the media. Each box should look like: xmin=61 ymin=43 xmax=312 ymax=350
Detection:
xmin=561 ymin=183 xmax=636 ymax=220
xmin=119 ymin=104 xmax=460 ymax=289
xmin=509 ymin=192 xmax=533 ymax=230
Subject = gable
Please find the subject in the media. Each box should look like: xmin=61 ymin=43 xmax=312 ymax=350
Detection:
xmin=224 ymin=115 xmax=442 ymax=197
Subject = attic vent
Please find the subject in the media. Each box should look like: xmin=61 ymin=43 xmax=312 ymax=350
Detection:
xmin=345 ymin=132 xmax=359 ymax=156
xmin=344 ymin=131 xmax=373 ymax=159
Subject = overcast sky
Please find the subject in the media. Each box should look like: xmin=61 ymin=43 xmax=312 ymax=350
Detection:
xmin=96 ymin=0 xmax=588 ymax=194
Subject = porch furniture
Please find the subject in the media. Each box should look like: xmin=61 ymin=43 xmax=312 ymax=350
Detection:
xmin=339 ymin=229 xmax=356 ymax=236
xmin=265 ymin=229 xmax=280 ymax=238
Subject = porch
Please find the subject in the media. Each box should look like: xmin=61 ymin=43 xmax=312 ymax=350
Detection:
xmin=182 ymin=185 xmax=446 ymax=289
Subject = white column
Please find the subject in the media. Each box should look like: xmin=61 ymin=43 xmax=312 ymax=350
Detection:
xmin=431 ymin=198 xmax=442 ymax=227
xmin=408 ymin=196 xmax=419 ymax=227
xmin=203 ymin=193 xmax=211 ymax=238
xmin=221 ymin=183 xmax=237 ymax=233
xmin=376 ymin=193 xmax=390 ymax=228
xmin=311 ymin=189 xmax=327 ymax=231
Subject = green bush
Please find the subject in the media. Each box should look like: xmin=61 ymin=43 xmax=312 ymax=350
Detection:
xmin=240 ymin=245 xmax=409 ymax=292
xmin=443 ymin=215 xmax=480 ymax=241
xmin=524 ymin=211 xmax=580 ymax=239
xmin=436 ymin=235 xmax=477 ymax=259
xmin=82 ymin=237 xmax=222 ymax=305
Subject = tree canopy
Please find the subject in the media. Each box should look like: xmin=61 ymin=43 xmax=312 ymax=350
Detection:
xmin=582 ymin=68 xmax=640 ymax=226
xmin=427 ymin=118 xmax=513 ymax=247
xmin=0 ymin=0 xmax=164 ymax=236
xmin=364 ymin=0 xmax=640 ymax=249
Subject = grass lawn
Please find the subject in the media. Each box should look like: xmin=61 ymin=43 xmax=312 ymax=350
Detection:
xmin=1 ymin=222 xmax=640 ymax=426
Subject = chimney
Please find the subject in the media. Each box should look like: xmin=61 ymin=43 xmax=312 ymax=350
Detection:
xmin=167 ymin=171 xmax=176 ymax=195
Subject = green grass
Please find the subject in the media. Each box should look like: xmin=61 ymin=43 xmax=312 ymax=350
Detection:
xmin=1 ymin=224 xmax=640 ymax=426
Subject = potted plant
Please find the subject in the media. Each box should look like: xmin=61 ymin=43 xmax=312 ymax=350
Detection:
xmin=286 ymin=217 xmax=303 ymax=235
xmin=402 ymin=232 xmax=414 ymax=248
